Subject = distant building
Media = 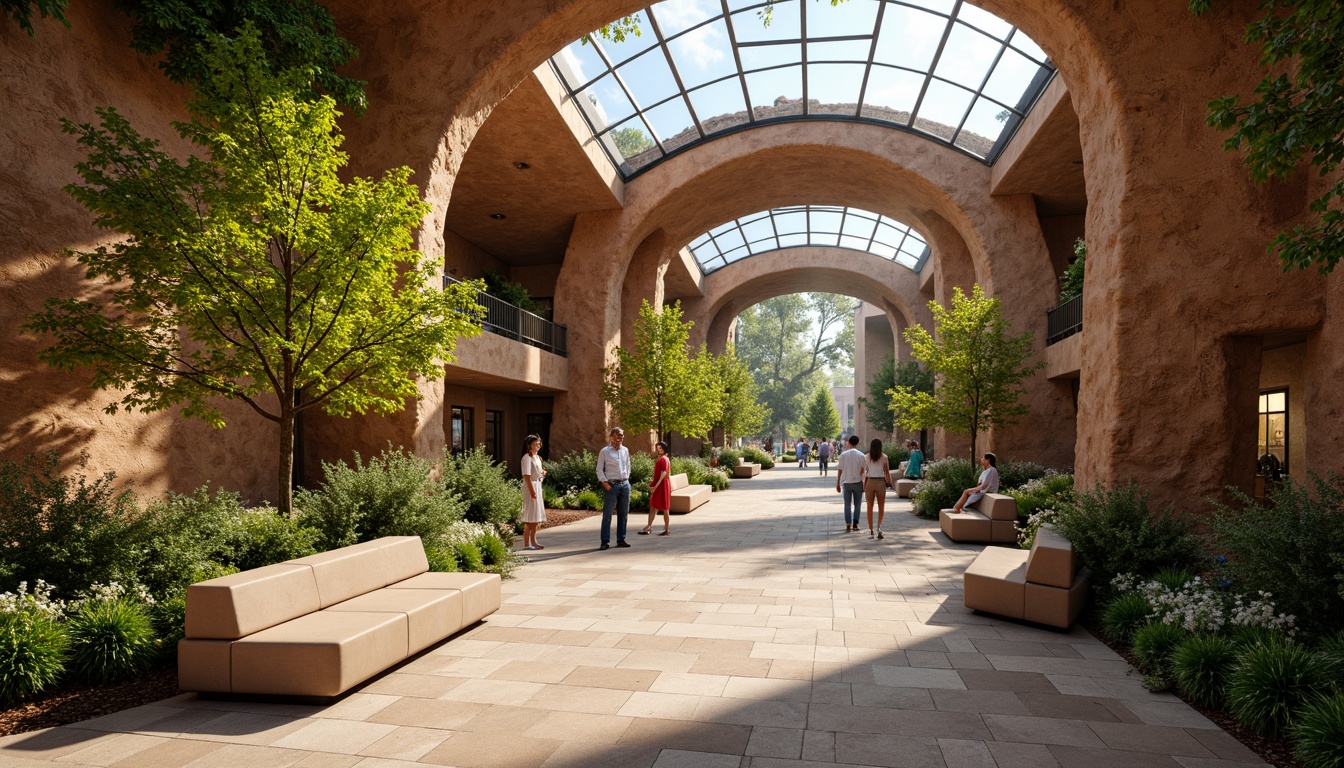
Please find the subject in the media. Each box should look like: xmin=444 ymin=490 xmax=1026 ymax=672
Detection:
xmin=831 ymin=386 xmax=855 ymax=437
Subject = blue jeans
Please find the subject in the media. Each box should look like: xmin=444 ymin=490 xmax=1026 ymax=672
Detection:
xmin=602 ymin=481 xmax=630 ymax=544
xmin=842 ymin=482 xmax=863 ymax=526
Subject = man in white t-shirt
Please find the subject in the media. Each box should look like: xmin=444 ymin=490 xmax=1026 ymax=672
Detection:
xmin=834 ymin=435 xmax=866 ymax=532
xmin=951 ymin=453 xmax=1001 ymax=513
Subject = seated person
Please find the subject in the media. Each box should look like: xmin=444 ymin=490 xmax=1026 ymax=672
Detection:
xmin=905 ymin=440 xmax=924 ymax=480
xmin=951 ymin=452 xmax=999 ymax=512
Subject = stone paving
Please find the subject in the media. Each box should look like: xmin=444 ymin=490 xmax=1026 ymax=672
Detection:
xmin=0 ymin=464 xmax=1269 ymax=768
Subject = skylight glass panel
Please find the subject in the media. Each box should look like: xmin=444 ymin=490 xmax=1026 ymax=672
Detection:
xmin=551 ymin=0 xmax=1056 ymax=178
xmin=685 ymin=205 xmax=929 ymax=274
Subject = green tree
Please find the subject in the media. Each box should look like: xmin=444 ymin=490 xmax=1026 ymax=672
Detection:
xmin=735 ymin=293 xmax=856 ymax=440
xmin=2 ymin=0 xmax=67 ymax=35
xmin=890 ymin=285 xmax=1043 ymax=461
xmin=859 ymin=355 xmax=933 ymax=434
xmin=1058 ymin=237 xmax=1086 ymax=302
xmin=25 ymin=29 xmax=483 ymax=516
xmin=713 ymin=344 xmax=770 ymax=446
xmin=800 ymin=387 xmax=841 ymax=441
xmin=610 ymin=125 xmax=655 ymax=158
xmin=602 ymin=300 xmax=718 ymax=441
xmin=1190 ymin=0 xmax=1344 ymax=273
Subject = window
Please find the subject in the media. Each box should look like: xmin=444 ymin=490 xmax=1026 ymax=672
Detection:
xmin=485 ymin=410 xmax=504 ymax=462
xmin=1256 ymin=389 xmax=1288 ymax=476
xmin=527 ymin=413 xmax=553 ymax=459
xmin=451 ymin=406 xmax=475 ymax=456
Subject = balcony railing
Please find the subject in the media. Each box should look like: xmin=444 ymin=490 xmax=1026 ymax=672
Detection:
xmin=1046 ymin=294 xmax=1082 ymax=345
xmin=444 ymin=275 xmax=568 ymax=357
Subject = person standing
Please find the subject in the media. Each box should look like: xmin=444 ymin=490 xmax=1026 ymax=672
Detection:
xmin=905 ymin=439 xmax=924 ymax=480
xmin=835 ymin=435 xmax=865 ymax=532
xmin=596 ymin=427 xmax=632 ymax=550
xmin=639 ymin=441 xmax=672 ymax=536
xmin=520 ymin=435 xmax=546 ymax=550
xmin=796 ymin=438 xmax=809 ymax=468
xmin=817 ymin=438 xmax=832 ymax=476
xmin=863 ymin=438 xmax=893 ymax=540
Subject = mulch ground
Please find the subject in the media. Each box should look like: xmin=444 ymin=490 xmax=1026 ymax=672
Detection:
xmin=1082 ymin=619 xmax=1300 ymax=768
xmin=537 ymin=508 xmax=600 ymax=530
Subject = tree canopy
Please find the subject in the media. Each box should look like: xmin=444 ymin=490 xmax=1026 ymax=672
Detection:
xmin=860 ymin=355 xmax=933 ymax=434
xmin=601 ymin=300 xmax=719 ymax=442
xmin=800 ymin=387 xmax=842 ymax=441
xmin=26 ymin=28 xmax=482 ymax=514
xmin=889 ymin=286 xmax=1042 ymax=461
xmin=712 ymin=345 xmax=770 ymax=446
xmin=1191 ymin=0 xmax=1344 ymax=273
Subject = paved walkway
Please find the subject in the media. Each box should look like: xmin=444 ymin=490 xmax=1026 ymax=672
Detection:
xmin=0 ymin=465 xmax=1267 ymax=768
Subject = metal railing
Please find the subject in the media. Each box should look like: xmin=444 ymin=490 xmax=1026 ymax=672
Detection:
xmin=444 ymin=275 xmax=568 ymax=357
xmin=1046 ymin=294 xmax=1082 ymax=345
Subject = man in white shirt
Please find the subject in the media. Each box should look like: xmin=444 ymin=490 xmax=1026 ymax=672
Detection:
xmin=835 ymin=435 xmax=866 ymax=532
xmin=951 ymin=452 xmax=1001 ymax=513
xmin=596 ymin=427 xmax=632 ymax=550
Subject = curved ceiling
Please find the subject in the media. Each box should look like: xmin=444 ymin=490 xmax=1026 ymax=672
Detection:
xmin=549 ymin=0 xmax=1056 ymax=179
xmin=689 ymin=204 xmax=929 ymax=274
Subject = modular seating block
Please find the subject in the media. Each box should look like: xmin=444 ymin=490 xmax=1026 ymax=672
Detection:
xmin=894 ymin=478 xmax=919 ymax=498
xmin=179 ymin=536 xmax=501 ymax=697
xmin=939 ymin=493 xmax=1018 ymax=544
xmin=732 ymin=458 xmax=761 ymax=478
xmin=961 ymin=525 xmax=1090 ymax=629
xmin=669 ymin=472 xmax=712 ymax=514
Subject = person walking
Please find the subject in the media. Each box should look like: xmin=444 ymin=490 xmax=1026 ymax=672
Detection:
xmin=639 ymin=440 xmax=672 ymax=536
xmin=796 ymin=437 xmax=809 ymax=468
xmin=817 ymin=438 xmax=832 ymax=476
xmin=863 ymin=438 xmax=893 ymax=540
xmin=905 ymin=439 xmax=924 ymax=480
xmin=596 ymin=427 xmax=632 ymax=550
xmin=835 ymin=435 xmax=865 ymax=532
xmin=951 ymin=453 xmax=1000 ymax=513
xmin=520 ymin=434 xmax=546 ymax=550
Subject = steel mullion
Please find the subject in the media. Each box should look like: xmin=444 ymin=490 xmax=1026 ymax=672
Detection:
xmin=800 ymin=0 xmax=808 ymax=115
xmin=767 ymin=208 xmax=783 ymax=252
xmin=951 ymin=32 xmax=1011 ymax=147
xmin=909 ymin=0 xmax=962 ymax=129
xmin=719 ymin=0 xmax=757 ymax=127
xmin=647 ymin=8 xmax=708 ymax=139
xmin=855 ymin=0 xmax=887 ymax=119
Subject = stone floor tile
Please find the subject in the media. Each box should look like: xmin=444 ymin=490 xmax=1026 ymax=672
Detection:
xmin=1122 ymin=700 xmax=1219 ymax=730
xmin=986 ymin=741 xmax=1061 ymax=768
xmin=871 ymin=665 xmax=966 ymax=690
xmin=721 ymin=677 xmax=811 ymax=703
xmin=365 ymin=698 xmax=487 ymax=729
xmin=271 ymin=720 xmax=399 ymax=755
xmin=418 ymin=732 xmax=561 ymax=768
xmin=617 ymin=719 xmax=752 ymax=755
xmin=982 ymin=714 xmax=1108 ymax=748
xmin=182 ymin=712 xmax=307 ymax=746
xmin=1047 ymin=745 xmax=1183 ymax=768
xmin=956 ymin=668 xmax=1059 ymax=693
xmin=618 ymin=691 xmax=705 ymax=720
xmin=66 ymin=707 xmax=184 ymax=735
xmin=443 ymin=677 xmax=546 ymax=706
xmin=523 ymin=711 xmax=634 ymax=744
xmin=104 ymin=739 xmax=223 ymax=768
xmin=1086 ymin=722 xmax=1216 ymax=758
xmin=849 ymin=684 xmax=935 ymax=711
xmin=290 ymin=753 xmax=362 ymax=767
xmin=649 ymin=750 xmax=742 ymax=768
xmin=359 ymin=673 xmax=469 ymax=698
xmin=834 ymin=732 xmax=944 ymax=768
xmin=799 ymin=730 xmax=835 ymax=763
xmin=744 ymin=727 xmax=804 ymax=759
xmin=178 ymin=744 xmax=309 ymax=768
xmin=310 ymin=694 xmax=401 ymax=723
xmin=690 ymin=655 xmax=773 ymax=678
xmin=456 ymin=704 xmax=549 ymax=734
xmin=52 ymin=733 xmax=165 ymax=766
xmin=1172 ymin=758 xmax=1271 ymax=768
xmin=356 ymin=727 xmax=452 ymax=762
xmin=937 ymin=738 xmax=996 ymax=768
xmin=522 ymin=684 xmax=634 ymax=714
xmin=1183 ymin=730 xmax=1263 ymax=762
xmin=932 ymin=689 xmax=1027 ymax=715
xmin=1016 ymin=693 xmax=1138 ymax=724
xmin=618 ymin=652 xmax=702 ymax=674
xmin=692 ymin=699 xmax=809 ymax=729
xmin=988 ymin=656 xmax=1132 ymax=679
xmin=562 ymin=666 xmax=660 ymax=691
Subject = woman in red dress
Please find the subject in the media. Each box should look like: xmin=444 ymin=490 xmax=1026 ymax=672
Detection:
xmin=639 ymin=441 xmax=673 ymax=536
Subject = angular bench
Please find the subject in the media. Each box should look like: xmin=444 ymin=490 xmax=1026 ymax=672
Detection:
xmin=178 ymin=536 xmax=500 ymax=697
xmin=939 ymin=493 xmax=1018 ymax=544
xmin=669 ymin=472 xmax=712 ymax=513
xmin=963 ymin=527 xmax=1091 ymax=629
xmin=894 ymin=478 xmax=920 ymax=498
xmin=732 ymin=457 xmax=761 ymax=478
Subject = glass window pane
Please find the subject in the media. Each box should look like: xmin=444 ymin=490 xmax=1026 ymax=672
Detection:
xmin=805 ymin=0 xmax=878 ymax=38
xmin=841 ymin=211 xmax=877 ymax=239
xmin=861 ymin=66 xmax=922 ymax=122
xmin=740 ymin=216 xmax=777 ymax=243
xmin=956 ymin=96 xmax=1010 ymax=157
xmin=667 ymin=18 xmax=737 ymax=88
xmin=580 ymin=73 xmax=636 ymax=129
xmin=914 ymin=79 xmax=974 ymax=140
xmin=1259 ymin=393 xmax=1268 ymax=411
xmin=644 ymin=97 xmax=699 ymax=152
xmin=556 ymin=40 xmax=609 ymax=89
xmin=713 ymin=227 xmax=747 ymax=252
xmin=1010 ymin=31 xmax=1048 ymax=64
xmin=896 ymin=252 xmax=919 ymax=268
xmin=956 ymin=3 xmax=1012 ymax=38
xmin=870 ymin=242 xmax=897 ymax=259
xmin=598 ymin=22 xmax=658 ymax=65
xmin=839 ymin=234 xmax=871 ymax=250
xmin=873 ymin=6 xmax=945 ymax=71
xmin=934 ymin=22 xmax=1001 ymax=90
xmin=731 ymin=1 xmax=800 ymax=43
xmin=903 ymin=0 xmax=955 ymax=14
xmin=982 ymin=47 xmax=1041 ymax=108
xmin=605 ymin=117 xmax=661 ymax=166
xmin=808 ymin=63 xmax=865 ymax=114
xmin=774 ymin=210 xmax=808 ymax=234
xmin=746 ymin=65 xmax=803 ymax=116
xmin=1268 ymin=392 xmax=1286 ymax=411
xmin=618 ymin=48 xmax=683 ymax=108
xmin=809 ymin=208 xmax=843 ymax=233
xmin=723 ymin=245 xmax=751 ymax=263
xmin=652 ymin=0 xmax=721 ymax=36
xmin=688 ymin=78 xmax=750 ymax=133
xmin=739 ymin=42 xmax=802 ymax=71
xmin=806 ymin=38 xmax=872 ymax=62
xmin=778 ymin=232 xmax=810 ymax=248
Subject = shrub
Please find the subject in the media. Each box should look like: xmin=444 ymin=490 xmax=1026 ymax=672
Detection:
xmin=1152 ymin=566 xmax=1198 ymax=592
xmin=910 ymin=458 xmax=978 ymax=518
xmin=295 ymin=448 xmax=465 ymax=551
xmin=0 ymin=608 xmax=67 ymax=704
xmin=451 ymin=540 xmax=485 ymax=573
xmin=149 ymin=594 xmax=187 ymax=657
xmin=425 ymin=546 xmax=459 ymax=573
xmin=1293 ymin=693 xmax=1344 ymax=768
xmin=669 ymin=457 xmax=730 ymax=491
xmin=541 ymin=486 xmax=562 ymax=509
xmin=1172 ymin=634 xmax=1239 ymax=709
xmin=66 ymin=598 xmax=156 ymax=684
xmin=741 ymin=447 xmax=774 ymax=469
xmin=1209 ymin=473 xmax=1344 ymax=639
xmin=883 ymin=445 xmax=910 ymax=466
xmin=574 ymin=490 xmax=602 ymax=511
xmin=629 ymin=452 xmax=654 ymax=486
xmin=1101 ymin=592 xmax=1152 ymax=642
xmin=1006 ymin=473 xmax=1075 ymax=518
xmin=442 ymin=447 xmax=522 ymax=527
xmin=0 ymin=452 xmax=140 ymax=598
xmin=1228 ymin=641 xmax=1337 ymax=735
xmin=1050 ymin=482 xmax=1199 ymax=599
xmin=474 ymin=532 xmax=518 ymax=578
xmin=997 ymin=460 xmax=1048 ymax=490
xmin=629 ymin=487 xmax=650 ymax=514
xmin=543 ymin=449 xmax=601 ymax=494
xmin=717 ymin=449 xmax=742 ymax=471
xmin=1132 ymin=621 xmax=1187 ymax=675
xmin=1321 ymin=632 xmax=1344 ymax=664
xmin=782 ymin=451 xmax=796 ymax=463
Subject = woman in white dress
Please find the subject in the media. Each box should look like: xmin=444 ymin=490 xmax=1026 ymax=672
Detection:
xmin=521 ymin=435 xmax=547 ymax=550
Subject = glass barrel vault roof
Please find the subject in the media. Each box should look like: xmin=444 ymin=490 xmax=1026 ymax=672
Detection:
xmin=689 ymin=205 xmax=930 ymax=274
xmin=549 ymin=0 xmax=1056 ymax=179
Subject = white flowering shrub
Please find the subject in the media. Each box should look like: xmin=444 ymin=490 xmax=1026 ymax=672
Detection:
xmin=1016 ymin=508 xmax=1057 ymax=549
xmin=1113 ymin=573 xmax=1296 ymax=636
xmin=69 ymin=582 xmax=155 ymax=612
xmin=0 ymin=581 xmax=66 ymax=619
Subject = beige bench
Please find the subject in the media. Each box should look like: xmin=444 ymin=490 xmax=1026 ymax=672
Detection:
xmin=940 ymin=493 xmax=1018 ymax=543
xmin=178 ymin=536 xmax=501 ymax=697
xmin=732 ymin=457 xmax=761 ymax=478
xmin=963 ymin=527 xmax=1091 ymax=629
xmin=669 ymin=472 xmax=712 ymax=513
xmin=894 ymin=478 xmax=920 ymax=498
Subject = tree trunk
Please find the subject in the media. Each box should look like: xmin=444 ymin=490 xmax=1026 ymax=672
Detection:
xmin=278 ymin=410 xmax=294 ymax=517
xmin=969 ymin=426 xmax=977 ymax=464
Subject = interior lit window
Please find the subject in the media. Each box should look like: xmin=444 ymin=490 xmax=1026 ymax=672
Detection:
xmin=687 ymin=205 xmax=928 ymax=273
xmin=1256 ymin=390 xmax=1288 ymax=477
xmin=550 ymin=0 xmax=1055 ymax=178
